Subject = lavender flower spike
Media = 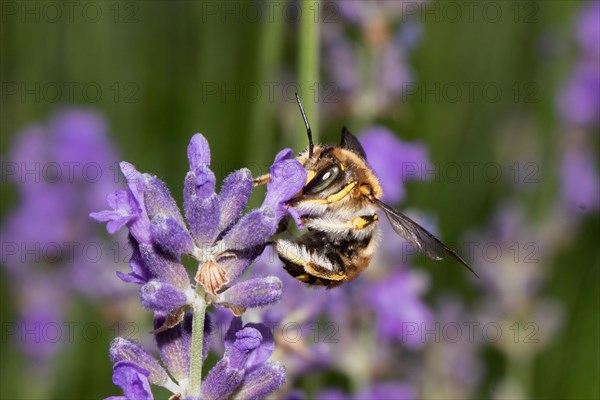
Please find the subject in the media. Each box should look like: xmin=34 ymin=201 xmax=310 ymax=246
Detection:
xmin=107 ymin=316 xmax=283 ymax=399
xmin=94 ymin=132 xmax=292 ymax=399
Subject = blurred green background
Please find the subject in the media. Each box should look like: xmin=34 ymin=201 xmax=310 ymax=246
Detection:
xmin=1 ymin=1 xmax=598 ymax=399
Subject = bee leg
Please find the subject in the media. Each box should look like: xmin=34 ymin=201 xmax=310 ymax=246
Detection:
xmin=253 ymin=173 xmax=271 ymax=187
xmin=304 ymin=260 xmax=346 ymax=282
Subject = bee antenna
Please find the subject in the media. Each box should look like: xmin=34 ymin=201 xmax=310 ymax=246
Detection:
xmin=295 ymin=92 xmax=314 ymax=158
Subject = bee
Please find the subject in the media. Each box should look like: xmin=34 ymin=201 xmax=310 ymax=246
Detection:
xmin=254 ymin=94 xmax=478 ymax=287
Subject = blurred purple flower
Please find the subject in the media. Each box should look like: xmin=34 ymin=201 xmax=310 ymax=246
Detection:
xmin=560 ymin=145 xmax=600 ymax=213
xmin=357 ymin=383 xmax=416 ymax=400
xmin=464 ymin=203 xmax=564 ymax=359
xmin=420 ymin=299 xmax=483 ymax=399
xmin=336 ymin=0 xmax=425 ymax=25
xmin=557 ymin=61 xmax=600 ymax=127
xmin=321 ymin=1 xmax=425 ymax=115
xmin=315 ymin=382 xmax=415 ymax=400
xmin=575 ymin=1 xmax=600 ymax=60
xmin=322 ymin=29 xmax=358 ymax=95
xmin=557 ymin=2 xmax=600 ymax=127
xmin=379 ymin=40 xmax=414 ymax=100
xmin=366 ymin=267 xmax=432 ymax=349
xmin=0 ymin=108 xmax=134 ymax=364
xmin=359 ymin=126 xmax=432 ymax=204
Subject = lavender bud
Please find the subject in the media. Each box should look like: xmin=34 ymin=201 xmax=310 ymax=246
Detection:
xmin=218 ymin=168 xmax=253 ymax=232
xmin=140 ymin=280 xmax=191 ymax=313
xmin=109 ymin=337 xmax=168 ymax=386
xmin=215 ymin=277 xmax=282 ymax=310
xmin=232 ymin=362 xmax=286 ymax=400
xmin=111 ymin=361 xmax=153 ymax=400
xmin=150 ymin=214 xmax=194 ymax=259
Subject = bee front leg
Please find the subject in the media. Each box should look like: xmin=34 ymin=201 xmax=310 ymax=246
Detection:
xmin=252 ymin=173 xmax=271 ymax=187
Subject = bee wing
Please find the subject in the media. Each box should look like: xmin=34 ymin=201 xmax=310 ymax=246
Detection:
xmin=375 ymin=199 xmax=479 ymax=278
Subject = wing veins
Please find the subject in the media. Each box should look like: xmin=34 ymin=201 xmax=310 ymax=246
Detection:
xmin=375 ymin=199 xmax=479 ymax=278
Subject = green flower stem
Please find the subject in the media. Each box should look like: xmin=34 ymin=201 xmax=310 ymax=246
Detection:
xmin=298 ymin=0 xmax=320 ymax=149
xmin=187 ymin=287 xmax=207 ymax=397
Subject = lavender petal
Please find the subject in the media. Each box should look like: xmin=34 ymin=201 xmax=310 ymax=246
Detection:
xmin=274 ymin=148 xmax=294 ymax=163
xmin=232 ymin=362 xmax=286 ymax=400
xmin=215 ymin=277 xmax=282 ymax=311
xmin=201 ymin=326 xmax=263 ymax=400
xmin=218 ymin=168 xmax=253 ymax=232
xmin=241 ymin=322 xmax=275 ymax=370
xmin=150 ymin=215 xmax=194 ymax=259
xmin=228 ymin=327 xmax=263 ymax=369
xmin=187 ymin=133 xmax=211 ymax=171
xmin=143 ymin=174 xmax=186 ymax=226
xmin=120 ymin=162 xmax=153 ymax=244
xmin=90 ymin=190 xmax=134 ymax=234
xmin=184 ymin=172 xmax=221 ymax=245
xmin=220 ymin=256 xmax=255 ymax=287
xmin=138 ymin=244 xmax=190 ymax=290
xmin=200 ymin=360 xmax=244 ymax=400
xmin=154 ymin=311 xmax=211 ymax=382
xmin=110 ymin=361 xmax=154 ymax=400
xmin=117 ymin=243 xmax=150 ymax=284
xmin=221 ymin=209 xmax=277 ymax=251
xmin=140 ymin=280 xmax=191 ymax=313
xmin=109 ymin=338 xmax=168 ymax=386
xmin=263 ymin=158 xmax=307 ymax=221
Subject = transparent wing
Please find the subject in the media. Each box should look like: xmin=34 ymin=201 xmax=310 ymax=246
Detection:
xmin=375 ymin=199 xmax=479 ymax=278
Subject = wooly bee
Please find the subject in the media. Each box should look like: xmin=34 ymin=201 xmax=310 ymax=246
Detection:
xmin=255 ymin=94 xmax=478 ymax=287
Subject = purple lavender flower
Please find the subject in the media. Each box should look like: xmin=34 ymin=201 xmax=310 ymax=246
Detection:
xmin=93 ymin=132 xmax=306 ymax=398
xmin=0 ymin=108 xmax=134 ymax=366
xmin=557 ymin=2 xmax=600 ymax=127
xmin=359 ymin=126 xmax=432 ymax=204
xmin=107 ymin=317 xmax=285 ymax=399
xmin=557 ymin=61 xmax=600 ymax=127
xmin=92 ymin=134 xmax=306 ymax=317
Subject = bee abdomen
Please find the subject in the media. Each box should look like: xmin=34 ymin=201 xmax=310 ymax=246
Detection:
xmin=275 ymin=228 xmax=377 ymax=287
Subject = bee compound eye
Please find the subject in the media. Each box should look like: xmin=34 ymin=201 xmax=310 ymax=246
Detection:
xmin=306 ymin=164 xmax=341 ymax=194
